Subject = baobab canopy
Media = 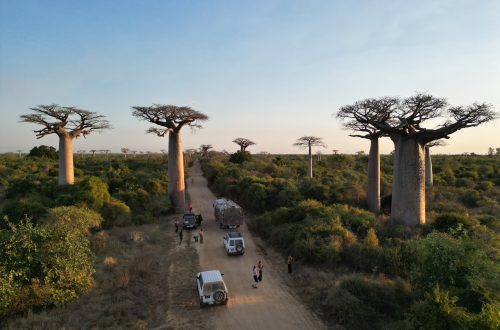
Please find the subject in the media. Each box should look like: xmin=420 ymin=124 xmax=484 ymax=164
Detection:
xmin=233 ymin=138 xmax=256 ymax=151
xmin=131 ymin=104 xmax=208 ymax=135
xmin=20 ymin=104 xmax=111 ymax=139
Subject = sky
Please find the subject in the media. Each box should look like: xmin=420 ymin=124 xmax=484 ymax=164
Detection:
xmin=1 ymin=0 xmax=499 ymax=155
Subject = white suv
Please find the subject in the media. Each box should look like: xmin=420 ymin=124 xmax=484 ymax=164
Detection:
xmin=196 ymin=270 xmax=228 ymax=307
xmin=223 ymin=231 xmax=245 ymax=255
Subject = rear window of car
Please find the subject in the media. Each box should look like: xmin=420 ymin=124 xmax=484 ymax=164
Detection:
xmin=203 ymin=281 xmax=225 ymax=295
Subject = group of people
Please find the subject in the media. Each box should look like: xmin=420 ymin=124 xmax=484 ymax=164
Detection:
xmin=174 ymin=202 xmax=295 ymax=284
xmin=251 ymin=256 xmax=294 ymax=288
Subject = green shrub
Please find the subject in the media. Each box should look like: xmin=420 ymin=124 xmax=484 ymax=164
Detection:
xmin=339 ymin=275 xmax=411 ymax=320
xmin=404 ymin=286 xmax=474 ymax=330
xmin=0 ymin=216 xmax=95 ymax=316
xmin=431 ymin=213 xmax=479 ymax=234
xmin=229 ymin=150 xmax=252 ymax=163
xmin=322 ymin=286 xmax=380 ymax=330
xmin=77 ymin=176 xmax=111 ymax=209
xmin=409 ymin=232 xmax=498 ymax=312
xmin=1 ymin=197 xmax=48 ymax=226
xmin=100 ymin=198 xmax=132 ymax=228
xmin=43 ymin=206 xmax=102 ymax=234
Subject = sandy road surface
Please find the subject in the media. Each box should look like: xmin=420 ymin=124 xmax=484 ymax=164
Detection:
xmin=188 ymin=161 xmax=326 ymax=330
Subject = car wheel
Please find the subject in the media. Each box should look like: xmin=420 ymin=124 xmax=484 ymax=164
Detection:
xmin=214 ymin=290 xmax=226 ymax=303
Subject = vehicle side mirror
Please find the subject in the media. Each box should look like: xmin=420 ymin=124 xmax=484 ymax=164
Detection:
xmin=221 ymin=273 xmax=224 ymax=276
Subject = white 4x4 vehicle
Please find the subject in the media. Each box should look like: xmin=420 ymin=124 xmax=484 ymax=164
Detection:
xmin=196 ymin=270 xmax=228 ymax=307
xmin=223 ymin=231 xmax=245 ymax=255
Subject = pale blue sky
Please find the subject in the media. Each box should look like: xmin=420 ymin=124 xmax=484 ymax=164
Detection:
xmin=1 ymin=0 xmax=499 ymax=154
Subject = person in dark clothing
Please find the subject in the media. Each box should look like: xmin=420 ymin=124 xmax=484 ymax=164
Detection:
xmin=287 ymin=255 xmax=294 ymax=273
xmin=196 ymin=214 xmax=203 ymax=226
xmin=174 ymin=218 xmax=180 ymax=233
xmin=257 ymin=260 xmax=264 ymax=282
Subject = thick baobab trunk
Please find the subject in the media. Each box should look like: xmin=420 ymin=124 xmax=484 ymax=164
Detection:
xmin=391 ymin=136 xmax=425 ymax=226
xmin=58 ymin=134 xmax=75 ymax=185
xmin=307 ymin=144 xmax=313 ymax=178
xmin=168 ymin=131 xmax=186 ymax=213
xmin=367 ymin=137 xmax=380 ymax=213
xmin=425 ymin=146 xmax=433 ymax=186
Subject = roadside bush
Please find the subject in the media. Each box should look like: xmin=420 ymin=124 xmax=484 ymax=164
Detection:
xmin=322 ymin=286 xmax=380 ymax=330
xmin=0 ymin=216 xmax=95 ymax=316
xmin=339 ymin=275 xmax=411 ymax=320
xmin=100 ymin=198 xmax=132 ymax=228
xmin=77 ymin=176 xmax=111 ymax=209
xmin=406 ymin=287 xmax=474 ymax=330
xmin=43 ymin=206 xmax=102 ymax=234
xmin=409 ymin=232 xmax=498 ymax=313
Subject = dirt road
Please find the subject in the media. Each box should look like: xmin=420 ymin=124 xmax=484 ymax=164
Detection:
xmin=188 ymin=161 xmax=326 ymax=330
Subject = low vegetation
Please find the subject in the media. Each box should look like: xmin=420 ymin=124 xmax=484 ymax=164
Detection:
xmin=201 ymin=151 xmax=500 ymax=329
xmin=0 ymin=149 xmax=172 ymax=320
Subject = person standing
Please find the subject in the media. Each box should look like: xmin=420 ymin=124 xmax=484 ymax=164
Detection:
xmin=199 ymin=227 xmax=204 ymax=244
xmin=287 ymin=255 xmax=294 ymax=274
xmin=174 ymin=218 xmax=180 ymax=233
xmin=257 ymin=260 xmax=264 ymax=282
xmin=179 ymin=229 xmax=183 ymax=245
xmin=188 ymin=202 xmax=193 ymax=213
xmin=252 ymin=265 xmax=259 ymax=288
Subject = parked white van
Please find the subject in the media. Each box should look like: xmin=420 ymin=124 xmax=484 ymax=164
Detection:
xmin=196 ymin=270 xmax=228 ymax=307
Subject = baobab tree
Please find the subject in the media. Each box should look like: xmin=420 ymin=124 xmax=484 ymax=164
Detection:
xmin=121 ymin=148 xmax=130 ymax=158
xmin=293 ymin=136 xmax=326 ymax=178
xmin=199 ymin=144 xmax=213 ymax=157
xmin=332 ymin=150 xmax=339 ymax=155
xmin=90 ymin=149 xmax=97 ymax=157
xmin=233 ymin=138 xmax=256 ymax=151
xmin=20 ymin=104 xmax=111 ymax=185
xmin=339 ymin=93 xmax=496 ymax=226
xmin=337 ymin=98 xmax=397 ymax=214
xmin=16 ymin=149 xmax=23 ymax=158
xmin=132 ymin=104 xmax=208 ymax=213
xmin=425 ymin=140 xmax=446 ymax=187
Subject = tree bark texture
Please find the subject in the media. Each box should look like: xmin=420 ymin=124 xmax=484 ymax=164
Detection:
xmin=425 ymin=146 xmax=433 ymax=187
xmin=58 ymin=134 xmax=75 ymax=185
xmin=168 ymin=131 xmax=186 ymax=213
xmin=307 ymin=144 xmax=313 ymax=178
xmin=367 ymin=138 xmax=380 ymax=213
xmin=391 ymin=136 xmax=425 ymax=226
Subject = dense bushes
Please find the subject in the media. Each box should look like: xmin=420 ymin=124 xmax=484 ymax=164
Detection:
xmin=202 ymin=152 xmax=499 ymax=329
xmin=0 ymin=208 xmax=99 ymax=316
xmin=0 ymin=153 xmax=173 ymax=318
xmin=0 ymin=154 xmax=172 ymax=227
